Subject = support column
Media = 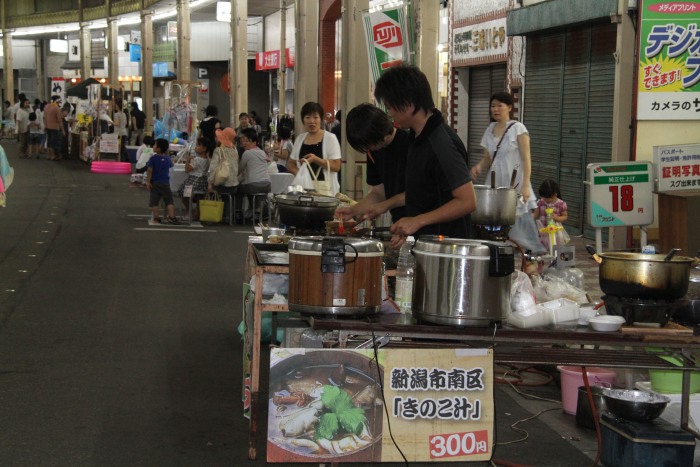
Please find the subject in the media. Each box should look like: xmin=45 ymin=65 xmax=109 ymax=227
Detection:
xmin=141 ymin=8 xmax=154 ymax=134
xmin=79 ymin=24 xmax=92 ymax=81
xmin=340 ymin=0 xmax=370 ymax=198
xmin=176 ymin=0 xmax=191 ymax=81
xmin=107 ymin=19 xmax=120 ymax=86
xmin=278 ymin=0 xmax=287 ymax=117
xmin=230 ymin=0 xmax=248 ymax=125
xmin=414 ymin=0 xmax=439 ymax=106
xmin=2 ymin=31 xmax=13 ymax=105
xmin=35 ymin=40 xmax=45 ymax=101
xmin=294 ymin=0 xmax=319 ymax=133
xmin=610 ymin=0 xmax=636 ymax=250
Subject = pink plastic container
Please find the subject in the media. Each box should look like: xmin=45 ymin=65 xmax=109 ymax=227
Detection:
xmin=557 ymin=365 xmax=616 ymax=415
xmin=90 ymin=161 xmax=131 ymax=174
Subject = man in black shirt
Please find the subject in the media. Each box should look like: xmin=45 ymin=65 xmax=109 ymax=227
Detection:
xmin=374 ymin=65 xmax=475 ymax=247
xmin=338 ymin=103 xmax=409 ymax=223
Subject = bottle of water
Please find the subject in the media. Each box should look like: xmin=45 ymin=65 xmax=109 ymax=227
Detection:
xmin=394 ymin=236 xmax=416 ymax=314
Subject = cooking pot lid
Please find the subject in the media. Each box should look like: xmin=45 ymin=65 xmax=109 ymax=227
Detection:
xmin=275 ymin=193 xmax=340 ymax=207
xmin=289 ymin=236 xmax=384 ymax=253
xmin=414 ymin=236 xmax=513 ymax=257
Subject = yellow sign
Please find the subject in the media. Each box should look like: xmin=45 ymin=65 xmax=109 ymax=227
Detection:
xmin=76 ymin=113 xmax=93 ymax=125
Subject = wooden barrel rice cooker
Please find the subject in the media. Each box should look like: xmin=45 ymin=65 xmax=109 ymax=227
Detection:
xmin=288 ymin=236 xmax=384 ymax=317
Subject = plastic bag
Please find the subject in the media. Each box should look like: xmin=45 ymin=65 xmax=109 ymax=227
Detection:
xmin=531 ymin=274 xmax=587 ymax=304
xmin=213 ymin=155 xmax=231 ymax=185
xmin=510 ymin=270 xmax=537 ymax=317
xmin=292 ymin=159 xmax=315 ymax=191
xmin=510 ymin=212 xmax=546 ymax=254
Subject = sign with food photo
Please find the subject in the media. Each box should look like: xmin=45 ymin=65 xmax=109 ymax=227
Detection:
xmin=267 ymin=348 xmax=494 ymax=463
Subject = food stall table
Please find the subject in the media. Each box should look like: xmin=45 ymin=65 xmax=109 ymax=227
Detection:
xmin=309 ymin=314 xmax=700 ymax=439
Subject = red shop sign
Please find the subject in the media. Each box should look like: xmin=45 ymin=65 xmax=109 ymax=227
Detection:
xmin=255 ymin=48 xmax=295 ymax=71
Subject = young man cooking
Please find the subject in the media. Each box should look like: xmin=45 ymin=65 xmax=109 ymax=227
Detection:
xmin=336 ymin=102 xmax=410 ymax=224
xmin=373 ymin=64 xmax=476 ymax=248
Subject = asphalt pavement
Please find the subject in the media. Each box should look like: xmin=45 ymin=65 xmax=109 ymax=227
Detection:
xmin=0 ymin=137 xmax=605 ymax=466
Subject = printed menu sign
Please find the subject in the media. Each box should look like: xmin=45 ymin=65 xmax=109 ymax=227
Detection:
xmin=267 ymin=348 xmax=494 ymax=463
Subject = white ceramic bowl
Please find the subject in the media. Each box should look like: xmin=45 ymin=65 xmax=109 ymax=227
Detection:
xmin=589 ymin=315 xmax=626 ymax=332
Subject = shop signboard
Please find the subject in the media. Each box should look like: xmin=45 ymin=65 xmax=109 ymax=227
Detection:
xmin=653 ymin=143 xmax=700 ymax=194
xmin=362 ymin=3 xmax=411 ymax=85
xmin=255 ymin=48 xmax=295 ymax=71
xmin=130 ymin=44 xmax=141 ymax=63
xmin=50 ymin=78 xmax=66 ymax=102
xmin=267 ymin=348 xmax=494 ymax=463
xmin=586 ymin=161 xmax=655 ymax=227
xmin=637 ymin=0 xmax=700 ymax=120
xmin=452 ymin=17 xmax=507 ymax=66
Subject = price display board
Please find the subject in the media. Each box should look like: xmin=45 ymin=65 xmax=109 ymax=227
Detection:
xmin=587 ymin=162 xmax=654 ymax=227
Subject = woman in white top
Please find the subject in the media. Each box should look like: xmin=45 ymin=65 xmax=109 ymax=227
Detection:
xmin=471 ymin=91 xmax=536 ymax=212
xmin=286 ymin=101 xmax=341 ymax=195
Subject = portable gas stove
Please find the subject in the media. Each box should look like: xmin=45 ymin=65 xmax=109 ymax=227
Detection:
xmin=602 ymin=295 xmax=687 ymax=325
xmin=473 ymin=224 xmax=511 ymax=242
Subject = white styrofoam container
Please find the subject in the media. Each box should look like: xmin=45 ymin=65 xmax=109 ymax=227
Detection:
xmin=507 ymin=310 xmax=550 ymax=329
xmin=540 ymin=298 xmax=580 ymax=324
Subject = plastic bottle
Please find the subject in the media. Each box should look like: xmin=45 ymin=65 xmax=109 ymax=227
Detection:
xmin=394 ymin=236 xmax=416 ymax=314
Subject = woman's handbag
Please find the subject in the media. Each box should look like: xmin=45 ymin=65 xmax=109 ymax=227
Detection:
xmin=307 ymin=159 xmax=333 ymax=196
xmin=213 ymin=153 xmax=231 ymax=186
xmin=198 ymin=192 xmax=224 ymax=223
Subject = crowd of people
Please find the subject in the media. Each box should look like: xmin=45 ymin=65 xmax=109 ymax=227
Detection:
xmin=1 ymin=66 xmax=568 ymax=251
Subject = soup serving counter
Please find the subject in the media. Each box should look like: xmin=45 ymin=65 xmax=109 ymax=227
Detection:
xmin=242 ymin=240 xmax=700 ymax=460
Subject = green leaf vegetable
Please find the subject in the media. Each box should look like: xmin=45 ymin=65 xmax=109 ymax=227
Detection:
xmin=316 ymin=385 xmax=367 ymax=440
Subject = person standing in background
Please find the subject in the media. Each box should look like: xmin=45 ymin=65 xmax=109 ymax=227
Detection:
xmin=16 ymin=99 xmax=31 ymax=158
xmin=130 ymin=101 xmax=146 ymax=145
xmin=472 ymin=91 xmax=541 ymax=252
xmin=199 ymin=105 xmax=221 ymax=143
xmin=373 ymin=65 xmax=476 ymax=247
xmin=113 ymin=100 xmax=129 ymax=162
xmin=43 ymin=96 xmax=64 ymax=161
xmin=2 ymin=100 xmax=15 ymax=139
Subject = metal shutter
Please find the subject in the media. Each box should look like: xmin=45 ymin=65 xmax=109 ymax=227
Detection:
xmin=523 ymin=23 xmax=615 ymax=236
xmin=467 ymin=65 xmax=506 ymax=184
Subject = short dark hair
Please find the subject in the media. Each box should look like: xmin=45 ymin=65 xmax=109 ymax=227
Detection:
xmin=205 ymin=105 xmax=218 ymax=116
xmin=51 ymin=95 xmax=61 ymax=102
xmin=346 ymin=103 xmax=395 ymax=153
xmin=131 ymin=101 xmax=140 ymax=110
xmin=240 ymin=127 xmax=259 ymax=144
xmin=143 ymin=135 xmax=155 ymax=146
xmin=277 ymin=125 xmax=292 ymax=140
xmin=155 ymin=138 xmax=169 ymax=153
xmin=196 ymin=137 xmax=216 ymax=155
xmin=238 ymin=112 xmax=249 ymax=119
xmin=539 ymin=179 xmax=561 ymax=198
xmin=29 ymin=112 xmax=37 ymax=122
xmin=374 ymin=65 xmax=434 ymax=114
xmin=490 ymin=92 xmax=514 ymax=107
xmin=300 ymin=101 xmax=324 ymax=120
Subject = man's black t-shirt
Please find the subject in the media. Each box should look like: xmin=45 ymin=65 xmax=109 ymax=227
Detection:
xmin=405 ymin=110 xmax=472 ymax=239
xmin=366 ymin=128 xmax=410 ymax=221
xmin=132 ymin=109 xmax=145 ymax=129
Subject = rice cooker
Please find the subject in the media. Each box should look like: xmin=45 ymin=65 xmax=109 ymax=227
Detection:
xmin=413 ymin=237 xmax=514 ymax=326
xmin=288 ymin=236 xmax=384 ymax=317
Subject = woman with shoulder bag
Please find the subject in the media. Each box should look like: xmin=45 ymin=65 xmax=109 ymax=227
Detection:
xmin=471 ymin=91 xmax=544 ymax=253
xmin=208 ymin=127 xmax=239 ymax=222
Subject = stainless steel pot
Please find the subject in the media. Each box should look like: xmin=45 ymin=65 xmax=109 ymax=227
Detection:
xmin=275 ymin=194 xmax=339 ymax=231
xmin=471 ymin=185 xmax=518 ymax=226
xmin=413 ymin=237 xmax=514 ymax=326
xmin=591 ymin=251 xmax=695 ymax=300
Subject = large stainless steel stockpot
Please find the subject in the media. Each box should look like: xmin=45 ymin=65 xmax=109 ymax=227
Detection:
xmin=412 ymin=237 xmax=514 ymax=326
xmin=471 ymin=185 xmax=518 ymax=226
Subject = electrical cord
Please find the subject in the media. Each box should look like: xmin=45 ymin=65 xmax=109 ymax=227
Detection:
xmin=368 ymin=322 xmax=409 ymax=466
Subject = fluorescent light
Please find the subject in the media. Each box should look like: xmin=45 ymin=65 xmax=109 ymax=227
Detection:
xmin=153 ymin=9 xmax=176 ymax=21
xmin=11 ymin=24 xmax=80 ymax=37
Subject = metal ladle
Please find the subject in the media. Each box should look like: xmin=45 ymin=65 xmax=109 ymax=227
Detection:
xmin=663 ymin=248 xmax=681 ymax=262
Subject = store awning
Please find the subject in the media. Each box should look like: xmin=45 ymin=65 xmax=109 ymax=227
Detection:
xmin=506 ymin=0 xmax=618 ymax=36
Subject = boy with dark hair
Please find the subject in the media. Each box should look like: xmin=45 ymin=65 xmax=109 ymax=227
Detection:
xmin=374 ymin=65 xmax=476 ymax=247
xmin=339 ymin=103 xmax=409 ymax=222
xmin=146 ymin=138 xmax=179 ymax=224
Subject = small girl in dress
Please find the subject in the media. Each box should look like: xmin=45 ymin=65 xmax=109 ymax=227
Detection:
xmin=534 ymin=179 xmax=570 ymax=249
